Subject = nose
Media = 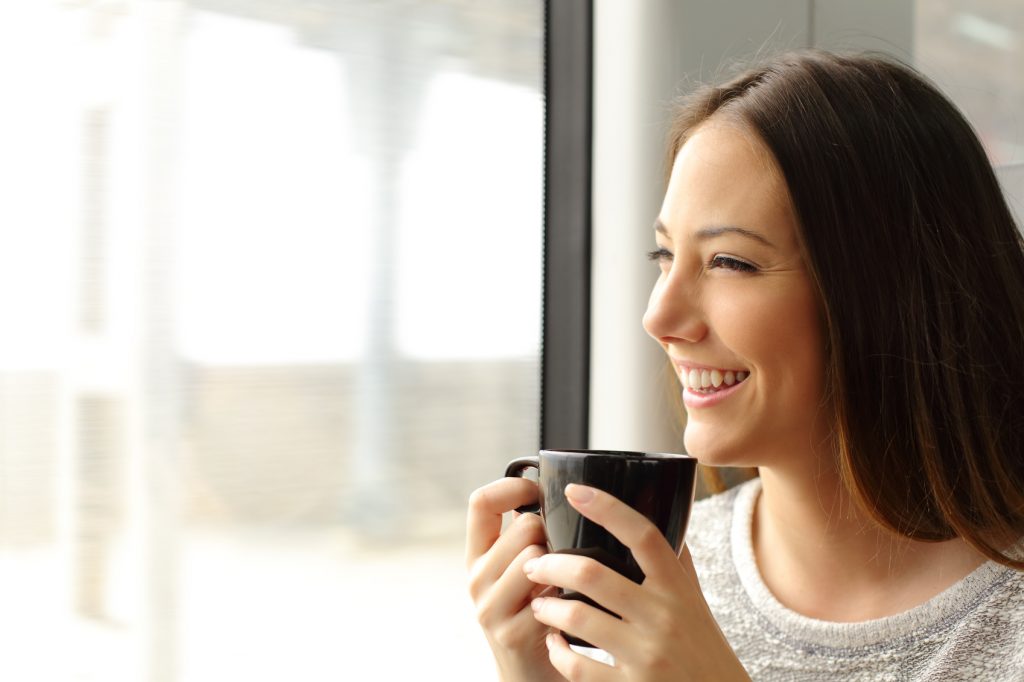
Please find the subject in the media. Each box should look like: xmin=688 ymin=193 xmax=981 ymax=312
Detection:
xmin=642 ymin=271 xmax=708 ymax=345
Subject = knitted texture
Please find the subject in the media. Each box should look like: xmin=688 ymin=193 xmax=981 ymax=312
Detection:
xmin=688 ymin=479 xmax=1024 ymax=681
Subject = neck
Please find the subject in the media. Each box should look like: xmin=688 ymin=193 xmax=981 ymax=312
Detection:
xmin=752 ymin=460 xmax=986 ymax=621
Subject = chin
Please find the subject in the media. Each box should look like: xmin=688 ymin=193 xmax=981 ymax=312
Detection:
xmin=683 ymin=427 xmax=755 ymax=468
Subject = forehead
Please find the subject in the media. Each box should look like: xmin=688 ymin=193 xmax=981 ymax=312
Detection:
xmin=660 ymin=122 xmax=798 ymax=246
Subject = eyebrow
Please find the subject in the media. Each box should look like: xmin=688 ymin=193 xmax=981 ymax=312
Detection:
xmin=654 ymin=219 xmax=776 ymax=248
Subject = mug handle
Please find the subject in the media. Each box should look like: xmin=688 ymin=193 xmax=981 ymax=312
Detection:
xmin=504 ymin=456 xmax=540 ymax=514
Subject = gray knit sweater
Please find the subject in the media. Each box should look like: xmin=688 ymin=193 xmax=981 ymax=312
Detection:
xmin=687 ymin=479 xmax=1024 ymax=681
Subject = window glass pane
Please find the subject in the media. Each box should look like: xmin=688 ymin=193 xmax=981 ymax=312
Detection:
xmin=0 ymin=2 xmax=542 ymax=680
xmin=915 ymin=2 xmax=1024 ymax=216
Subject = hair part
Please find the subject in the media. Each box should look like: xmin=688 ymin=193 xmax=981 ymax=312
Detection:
xmin=668 ymin=50 xmax=1024 ymax=568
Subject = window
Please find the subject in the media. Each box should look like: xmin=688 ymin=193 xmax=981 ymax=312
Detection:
xmin=915 ymin=1 xmax=1024 ymax=219
xmin=0 ymin=2 xmax=543 ymax=679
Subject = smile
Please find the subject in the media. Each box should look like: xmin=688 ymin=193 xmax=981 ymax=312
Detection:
xmin=679 ymin=366 xmax=749 ymax=394
xmin=681 ymin=369 xmax=748 ymax=409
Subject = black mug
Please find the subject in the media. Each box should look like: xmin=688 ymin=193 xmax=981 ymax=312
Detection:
xmin=504 ymin=449 xmax=697 ymax=647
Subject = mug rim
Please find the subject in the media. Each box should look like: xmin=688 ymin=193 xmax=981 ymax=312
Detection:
xmin=539 ymin=449 xmax=693 ymax=460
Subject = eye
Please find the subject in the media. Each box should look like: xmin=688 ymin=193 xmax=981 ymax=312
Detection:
xmin=708 ymin=255 xmax=757 ymax=273
xmin=646 ymin=247 xmax=673 ymax=263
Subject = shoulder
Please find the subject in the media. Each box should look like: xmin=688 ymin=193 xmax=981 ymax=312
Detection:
xmin=964 ymin=564 xmax=1024 ymax=642
xmin=921 ymin=565 xmax=1024 ymax=678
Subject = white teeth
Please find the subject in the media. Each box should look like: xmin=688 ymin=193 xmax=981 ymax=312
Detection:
xmin=682 ymin=367 xmax=748 ymax=391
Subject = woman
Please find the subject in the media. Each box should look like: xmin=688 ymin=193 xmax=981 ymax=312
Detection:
xmin=466 ymin=51 xmax=1024 ymax=680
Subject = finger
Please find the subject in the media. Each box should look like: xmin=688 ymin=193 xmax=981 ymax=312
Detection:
xmin=531 ymin=596 xmax=630 ymax=655
xmin=475 ymin=543 xmax=547 ymax=623
xmin=468 ymin=512 xmax=546 ymax=598
xmin=507 ymin=601 xmax=556 ymax=649
xmin=483 ymin=594 xmax=555 ymax=653
xmin=545 ymin=632 xmax=620 ymax=681
xmin=523 ymin=553 xmax=642 ymax=622
xmin=563 ymin=484 xmax=680 ymax=585
xmin=466 ymin=477 xmax=540 ymax=564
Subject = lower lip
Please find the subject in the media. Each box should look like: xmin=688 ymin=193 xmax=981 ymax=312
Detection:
xmin=682 ymin=378 xmax=747 ymax=409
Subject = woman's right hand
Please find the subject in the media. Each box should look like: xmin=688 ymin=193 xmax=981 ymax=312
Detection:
xmin=466 ymin=476 xmax=564 ymax=682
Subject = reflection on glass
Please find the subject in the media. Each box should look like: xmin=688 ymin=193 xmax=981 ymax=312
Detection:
xmin=916 ymin=1 xmax=1024 ymax=222
xmin=916 ymin=2 xmax=1024 ymax=166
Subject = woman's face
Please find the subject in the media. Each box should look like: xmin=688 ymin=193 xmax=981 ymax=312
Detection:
xmin=643 ymin=122 xmax=827 ymax=468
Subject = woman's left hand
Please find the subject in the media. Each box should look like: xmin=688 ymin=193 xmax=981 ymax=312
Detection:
xmin=523 ymin=483 xmax=750 ymax=681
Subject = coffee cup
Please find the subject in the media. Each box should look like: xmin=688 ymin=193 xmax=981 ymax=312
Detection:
xmin=504 ymin=449 xmax=697 ymax=647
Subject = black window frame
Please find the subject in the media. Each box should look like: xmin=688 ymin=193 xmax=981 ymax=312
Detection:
xmin=540 ymin=0 xmax=592 ymax=450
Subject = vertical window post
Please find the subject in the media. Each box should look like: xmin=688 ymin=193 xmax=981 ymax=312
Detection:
xmin=541 ymin=0 xmax=593 ymax=449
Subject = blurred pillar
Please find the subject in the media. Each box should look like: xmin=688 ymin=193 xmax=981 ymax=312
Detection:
xmin=56 ymin=0 xmax=130 ymax=638
xmin=132 ymin=2 xmax=187 ymax=680
xmin=56 ymin=3 xmax=187 ymax=681
xmin=340 ymin=8 xmax=429 ymax=538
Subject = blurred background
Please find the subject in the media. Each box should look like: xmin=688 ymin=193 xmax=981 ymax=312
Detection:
xmin=0 ymin=1 xmax=1021 ymax=680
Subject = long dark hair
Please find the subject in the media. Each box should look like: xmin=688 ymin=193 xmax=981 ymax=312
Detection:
xmin=668 ymin=51 xmax=1024 ymax=568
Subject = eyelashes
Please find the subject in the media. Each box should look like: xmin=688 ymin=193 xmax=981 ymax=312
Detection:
xmin=709 ymin=255 xmax=758 ymax=273
xmin=646 ymin=247 xmax=673 ymax=262
xmin=646 ymin=248 xmax=758 ymax=274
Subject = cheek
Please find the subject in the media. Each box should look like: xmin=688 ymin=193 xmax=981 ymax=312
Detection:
xmin=717 ymin=283 xmax=824 ymax=390
xmin=757 ymin=290 xmax=826 ymax=403
xmin=705 ymin=287 xmax=768 ymax=354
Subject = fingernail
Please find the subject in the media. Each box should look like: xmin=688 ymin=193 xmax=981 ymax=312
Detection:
xmin=545 ymin=633 xmax=555 ymax=649
xmin=523 ymin=558 xmax=538 ymax=574
xmin=531 ymin=597 xmax=545 ymax=612
xmin=565 ymin=483 xmax=595 ymax=504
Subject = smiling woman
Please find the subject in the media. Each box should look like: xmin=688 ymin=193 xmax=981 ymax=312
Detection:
xmin=467 ymin=49 xmax=1024 ymax=682
xmin=654 ymin=50 xmax=1024 ymax=678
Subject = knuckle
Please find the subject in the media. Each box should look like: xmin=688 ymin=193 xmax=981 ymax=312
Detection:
xmin=634 ymin=623 xmax=678 ymax=671
xmin=571 ymin=559 xmax=602 ymax=587
xmin=649 ymin=602 xmax=676 ymax=634
xmin=637 ymin=644 xmax=673 ymax=673
xmin=518 ymin=543 xmax=546 ymax=564
xmin=636 ymin=523 xmax=665 ymax=553
xmin=466 ymin=564 xmax=488 ymax=600
xmin=518 ymin=512 xmax=546 ymax=539
xmin=467 ymin=486 xmax=490 ymax=512
xmin=492 ymin=622 xmax=526 ymax=650
xmin=475 ymin=596 xmax=497 ymax=629
xmin=562 ymin=600 xmax=588 ymax=631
